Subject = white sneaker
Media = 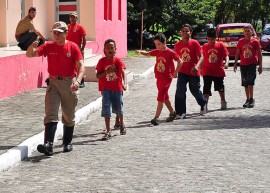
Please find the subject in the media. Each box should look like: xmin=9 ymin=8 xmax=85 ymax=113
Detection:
xmin=221 ymin=100 xmax=227 ymax=110
xmin=175 ymin=113 xmax=186 ymax=119
xmin=200 ymin=103 xmax=207 ymax=115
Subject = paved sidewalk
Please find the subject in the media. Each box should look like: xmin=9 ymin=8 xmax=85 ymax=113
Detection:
xmin=0 ymin=56 xmax=155 ymax=172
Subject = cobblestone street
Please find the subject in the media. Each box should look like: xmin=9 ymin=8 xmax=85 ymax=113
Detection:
xmin=0 ymin=55 xmax=270 ymax=193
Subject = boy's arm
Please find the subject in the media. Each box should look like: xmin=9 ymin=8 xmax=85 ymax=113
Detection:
xmin=234 ymin=48 xmax=240 ymax=72
xmin=191 ymin=54 xmax=203 ymax=74
xmin=26 ymin=38 xmax=39 ymax=57
xmin=135 ymin=50 xmax=151 ymax=57
xmin=96 ymin=66 xmax=117 ymax=79
xmin=257 ymin=44 xmax=263 ymax=74
xmin=224 ymin=55 xmax=229 ymax=69
xmin=173 ymin=58 xmax=183 ymax=78
xmin=121 ymin=69 xmax=127 ymax=91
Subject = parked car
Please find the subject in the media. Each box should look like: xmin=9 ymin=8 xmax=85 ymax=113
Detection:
xmin=216 ymin=23 xmax=257 ymax=59
xmin=260 ymin=24 xmax=270 ymax=52
xmin=191 ymin=24 xmax=214 ymax=45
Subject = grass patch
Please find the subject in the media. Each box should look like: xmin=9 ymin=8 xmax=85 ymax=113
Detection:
xmin=128 ymin=50 xmax=139 ymax=57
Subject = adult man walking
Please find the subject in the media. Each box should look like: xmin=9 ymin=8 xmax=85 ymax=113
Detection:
xmin=15 ymin=7 xmax=45 ymax=50
xmin=67 ymin=12 xmax=87 ymax=88
xmin=26 ymin=21 xmax=85 ymax=156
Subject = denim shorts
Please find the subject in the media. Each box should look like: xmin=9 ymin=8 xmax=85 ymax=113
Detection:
xmin=240 ymin=64 xmax=257 ymax=87
xmin=101 ymin=90 xmax=123 ymax=117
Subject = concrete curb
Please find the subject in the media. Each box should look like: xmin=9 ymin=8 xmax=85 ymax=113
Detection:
xmin=0 ymin=66 xmax=154 ymax=172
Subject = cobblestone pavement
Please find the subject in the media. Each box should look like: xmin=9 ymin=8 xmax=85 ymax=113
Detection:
xmin=0 ymin=55 xmax=269 ymax=192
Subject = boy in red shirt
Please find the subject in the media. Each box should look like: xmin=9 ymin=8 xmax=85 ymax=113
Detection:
xmin=96 ymin=39 xmax=127 ymax=140
xmin=197 ymin=28 xmax=229 ymax=110
xmin=135 ymin=33 xmax=182 ymax=125
xmin=174 ymin=24 xmax=207 ymax=119
xmin=234 ymin=25 xmax=263 ymax=108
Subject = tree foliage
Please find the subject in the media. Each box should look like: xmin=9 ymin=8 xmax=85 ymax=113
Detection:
xmin=128 ymin=0 xmax=270 ymax=34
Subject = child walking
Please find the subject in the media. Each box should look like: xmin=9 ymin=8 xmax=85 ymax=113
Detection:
xmin=96 ymin=39 xmax=127 ymax=140
xmin=135 ymin=33 xmax=182 ymax=126
xmin=197 ymin=28 xmax=229 ymax=110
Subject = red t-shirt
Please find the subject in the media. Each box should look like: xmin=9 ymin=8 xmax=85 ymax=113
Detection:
xmin=66 ymin=23 xmax=86 ymax=47
xmin=96 ymin=57 xmax=126 ymax=91
xmin=149 ymin=48 xmax=180 ymax=79
xmin=37 ymin=41 xmax=83 ymax=76
xmin=236 ymin=38 xmax=260 ymax=66
xmin=201 ymin=42 xmax=229 ymax=77
xmin=174 ymin=39 xmax=202 ymax=76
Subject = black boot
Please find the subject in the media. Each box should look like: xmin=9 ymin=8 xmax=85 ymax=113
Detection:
xmin=37 ymin=122 xmax=57 ymax=156
xmin=63 ymin=125 xmax=74 ymax=152
xmin=79 ymin=78 xmax=85 ymax=88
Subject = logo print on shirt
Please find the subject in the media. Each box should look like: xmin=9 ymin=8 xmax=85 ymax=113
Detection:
xmin=243 ymin=45 xmax=252 ymax=58
xmin=208 ymin=49 xmax=218 ymax=63
xmin=105 ymin=65 xmax=117 ymax=81
xmin=157 ymin=57 xmax=166 ymax=72
xmin=181 ymin=48 xmax=191 ymax=62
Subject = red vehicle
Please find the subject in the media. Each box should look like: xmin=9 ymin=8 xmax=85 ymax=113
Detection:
xmin=260 ymin=24 xmax=270 ymax=52
xmin=216 ymin=23 xmax=257 ymax=59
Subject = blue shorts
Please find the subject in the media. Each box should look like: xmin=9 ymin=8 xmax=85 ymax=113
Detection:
xmin=101 ymin=90 xmax=123 ymax=117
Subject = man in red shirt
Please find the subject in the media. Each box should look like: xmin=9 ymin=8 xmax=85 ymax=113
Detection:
xmin=174 ymin=24 xmax=207 ymax=119
xmin=66 ymin=12 xmax=87 ymax=88
xmin=197 ymin=28 xmax=229 ymax=110
xmin=26 ymin=21 xmax=85 ymax=156
xmin=234 ymin=24 xmax=263 ymax=108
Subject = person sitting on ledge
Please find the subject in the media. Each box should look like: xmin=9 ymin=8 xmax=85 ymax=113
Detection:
xmin=15 ymin=7 xmax=46 ymax=50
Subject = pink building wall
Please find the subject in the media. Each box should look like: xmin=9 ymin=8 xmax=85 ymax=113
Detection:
xmin=0 ymin=0 xmax=127 ymax=99
xmin=88 ymin=0 xmax=127 ymax=58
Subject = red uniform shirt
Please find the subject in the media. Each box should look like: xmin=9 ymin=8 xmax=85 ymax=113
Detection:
xmin=149 ymin=48 xmax=180 ymax=79
xmin=201 ymin=42 xmax=229 ymax=77
xmin=174 ymin=39 xmax=202 ymax=76
xmin=37 ymin=41 xmax=83 ymax=76
xmin=96 ymin=57 xmax=126 ymax=91
xmin=236 ymin=38 xmax=261 ymax=66
xmin=66 ymin=23 xmax=86 ymax=47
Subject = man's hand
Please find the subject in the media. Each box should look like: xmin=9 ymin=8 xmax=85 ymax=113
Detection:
xmin=70 ymin=81 xmax=80 ymax=92
xmin=191 ymin=65 xmax=199 ymax=74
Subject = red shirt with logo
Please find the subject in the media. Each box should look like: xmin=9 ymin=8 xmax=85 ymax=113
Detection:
xmin=174 ymin=39 xmax=202 ymax=76
xmin=149 ymin=48 xmax=180 ymax=80
xmin=201 ymin=42 xmax=229 ymax=77
xmin=236 ymin=38 xmax=260 ymax=66
xmin=37 ymin=41 xmax=83 ymax=76
xmin=66 ymin=23 xmax=86 ymax=47
xmin=96 ymin=57 xmax=126 ymax=91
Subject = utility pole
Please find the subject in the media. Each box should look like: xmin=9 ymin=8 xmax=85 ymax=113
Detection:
xmin=138 ymin=0 xmax=147 ymax=50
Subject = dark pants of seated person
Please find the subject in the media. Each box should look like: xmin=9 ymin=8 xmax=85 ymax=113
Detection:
xmin=15 ymin=32 xmax=44 ymax=50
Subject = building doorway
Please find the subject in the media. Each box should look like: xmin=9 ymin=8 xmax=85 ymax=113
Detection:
xmin=56 ymin=0 xmax=78 ymax=24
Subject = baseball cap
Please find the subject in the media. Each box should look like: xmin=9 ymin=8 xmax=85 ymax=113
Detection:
xmin=52 ymin=21 xmax=68 ymax=32
xmin=70 ymin=12 xmax=78 ymax=18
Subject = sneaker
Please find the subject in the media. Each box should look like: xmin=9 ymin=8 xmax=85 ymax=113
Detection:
xmin=221 ymin=100 xmax=227 ymax=110
xmin=150 ymin=118 xmax=159 ymax=126
xmin=120 ymin=125 xmax=126 ymax=135
xmin=243 ymin=99 xmax=250 ymax=108
xmin=37 ymin=142 xmax=53 ymax=156
xmin=166 ymin=111 xmax=176 ymax=122
xmin=79 ymin=82 xmax=85 ymax=88
xmin=247 ymin=98 xmax=255 ymax=108
xmin=102 ymin=132 xmax=112 ymax=140
xmin=200 ymin=103 xmax=207 ymax=115
xmin=175 ymin=113 xmax=186 ymax=119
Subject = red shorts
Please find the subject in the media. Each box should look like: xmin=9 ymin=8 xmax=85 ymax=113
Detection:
xmin=156 ymin=78 xmax=172 ymax=102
